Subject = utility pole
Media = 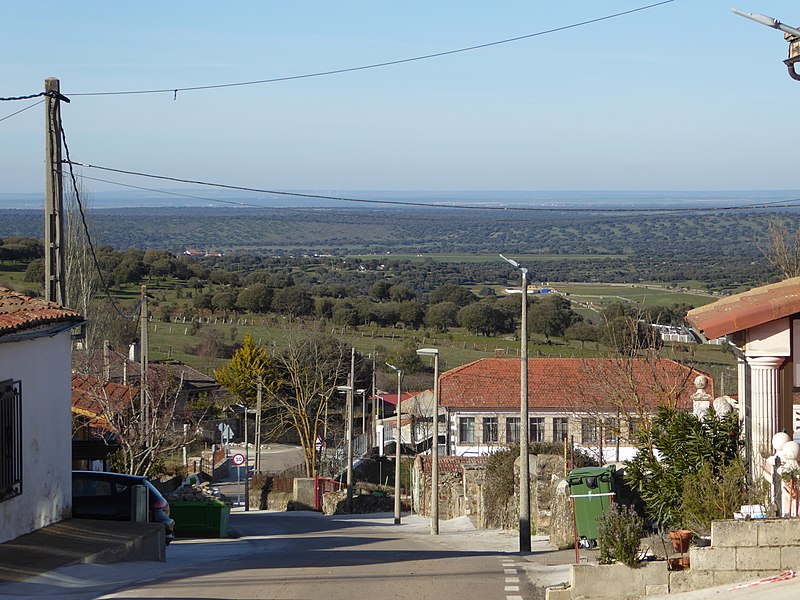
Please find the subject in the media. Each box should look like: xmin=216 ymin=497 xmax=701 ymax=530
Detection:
xmin=44 ymin=77 xmax=66 ymax=305
xmin=371 ymin=353 xmax=377 ymax=449
xmin=386 ymin=362 xmax=403 ymax=524
xmin=255 ymin=380 xmax=262 ymax=474
xmin=346 ymin=347 xmax=356 ymax=513
xmin=500 ymin=254 xmax=532 ymax=553
xmin=140 ymin=286 xmax=149 ymax=443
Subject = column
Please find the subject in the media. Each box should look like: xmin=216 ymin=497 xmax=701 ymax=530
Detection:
xmin=747 ymin=356 xmax=784 ymax=475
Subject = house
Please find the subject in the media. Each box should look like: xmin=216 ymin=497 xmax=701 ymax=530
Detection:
xmin=379 ymin=390 xmax=447 ymax=454
xmin=686 ymin=275 xmax=800 ymax=476
xmin=437 ymin=357 xmax=708 ymax=462
xmin=71 ymin=374 xmax=135 ymax=471
xmin=0 ymin=288 xmax=83 ymax=543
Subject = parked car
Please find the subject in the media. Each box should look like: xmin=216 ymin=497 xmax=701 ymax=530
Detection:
xmin=72 ymin=471 xmax=175 ymax=544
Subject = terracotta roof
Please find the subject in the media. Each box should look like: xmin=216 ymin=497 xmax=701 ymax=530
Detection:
xmin=686 ymin=276 xmax=800 ymax=340
xmin=0 ymin=287 xmax=82 ymax=335
xmin=72 ymin=373 xmax=137 ymax=418
xmin=374 ymin=392 xmax=414 ymax=407
xmin=439 ymin=358 xmax=705 ymax=412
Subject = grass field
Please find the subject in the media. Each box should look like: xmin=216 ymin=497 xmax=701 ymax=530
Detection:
xmin=349 ymin=253 xmax=629 ymax=263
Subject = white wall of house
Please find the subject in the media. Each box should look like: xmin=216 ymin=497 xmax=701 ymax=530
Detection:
xmin=0 ymin=330 xmax=73 ymax=543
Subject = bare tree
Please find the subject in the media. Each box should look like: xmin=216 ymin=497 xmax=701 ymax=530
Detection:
xmin=265 ymin=323 xmax=348 ymax=476
xmin=760 ymin=218 xmax=800 ymax=278
xmin=74 ymin=366 xmax=202 ymax=476
xmin=64 ymin=181 xmax=99 ymax=343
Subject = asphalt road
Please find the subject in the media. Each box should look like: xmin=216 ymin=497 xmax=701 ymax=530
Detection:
xmin=104 ymin=511 xmax=529 ymax=600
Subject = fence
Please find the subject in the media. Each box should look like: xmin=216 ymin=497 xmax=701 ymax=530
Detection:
xmin=314 ymin=476 xmax=345 ymax=511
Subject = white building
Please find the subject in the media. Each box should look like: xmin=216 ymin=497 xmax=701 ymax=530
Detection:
xmin=0 ymin=289 xmax=82 ymax=543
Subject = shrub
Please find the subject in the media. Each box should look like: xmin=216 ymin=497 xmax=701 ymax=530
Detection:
xmin=681 ymin=458 xmax=748 ymax=536
xmin=597 ymin=504 xmax=645 ymax=567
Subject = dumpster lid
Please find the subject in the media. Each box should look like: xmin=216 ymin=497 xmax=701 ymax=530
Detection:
xmin=566 ymin=465 xmax=616 ymax=484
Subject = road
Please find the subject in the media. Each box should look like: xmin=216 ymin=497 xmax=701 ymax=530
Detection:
xmin=0 ymin=511 xmax=537 ymax=600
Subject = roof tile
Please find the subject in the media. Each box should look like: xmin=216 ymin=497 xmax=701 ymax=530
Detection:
xmin=0 ymin=288 xmax=82 ymax=335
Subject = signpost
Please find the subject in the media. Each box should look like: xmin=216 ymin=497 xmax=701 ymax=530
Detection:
xmin=232 ymin=453 xmax=245 ymax=505
xmin=218 ymin=422 xmax=233 ymax=446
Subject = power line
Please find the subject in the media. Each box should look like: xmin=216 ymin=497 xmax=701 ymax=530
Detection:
xmin=59 ymin=126 xmax=140 ymax=320
xmin=0 ymin=100 xmax=44 ymax=124
xmin=0 ymin=92 xmax=47 ymax=102
xmin=63 ymin=160 xmax=800 ymax=215
xmin=67 ymin=1 xmax=675 ymax=97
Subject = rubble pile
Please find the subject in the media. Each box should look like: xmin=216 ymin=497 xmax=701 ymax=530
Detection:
xmin=168 ymin=482 xmax=223 ymax=503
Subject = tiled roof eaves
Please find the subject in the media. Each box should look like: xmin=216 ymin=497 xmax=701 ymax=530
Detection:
xmin=0 ymin=288 xmax=83 ymax=336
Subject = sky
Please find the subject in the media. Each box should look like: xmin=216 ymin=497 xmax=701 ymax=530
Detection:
xmin=2 ymin=1 xmax=800 ymax=196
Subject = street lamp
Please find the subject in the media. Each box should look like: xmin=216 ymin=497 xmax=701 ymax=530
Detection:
xmin=386 ymin=362 xmax=403 ymax=525
xmin=337 ymin=378 xmax=355 ymax=514
xmin=732 ymin=9 xmax=800 ymax=81
xmin=416 ymin=347 xmax=439 ymax=536
xmin=500 ymin=253 xmax=532 ymax=553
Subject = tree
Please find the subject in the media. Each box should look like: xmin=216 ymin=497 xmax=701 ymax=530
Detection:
xmin=760 ymin=218 xmax=800 ymax=278
xmin=370 ymin=280 xmax=391 ymax=302
xmin=265 ymin=326 xmax=348 ymax=476
xmin=213 ymin=334 xmax=270 ymax=408
xmin=272 ymin=286 xmax=314 ymax=316
xmin=398 ymin=300 xmax=425 ymax=329
xmin=425 ymin=301 xmax=459 ymax=331
xmin=237 ymin=283 xmax=273 ymax=313
xmin=386 ymin=339 xmax=426 ymax=374
xmin=457 ymin=302 xmax=508 ymax=336
xmin=528 ymin=296 xmax=581 ymax=339
xmin=74 ymin=366 xmax=201 ymax=477
xmin=564 ymin=321 xmax=601 ymax=348
xmin=429 ymin=283 xmax=477 ymax=307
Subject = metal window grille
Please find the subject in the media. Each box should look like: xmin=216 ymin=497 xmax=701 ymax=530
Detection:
xmin=506 ymin=417 xmax=520 ymax=443
xmin=529 ymin=417 xmax=545 ymax=443
xmin=459 ymin=417 xmax=475 ymax=444
xmin=482 ymin=417 xmax=498 ymax=443
xmin=553 ymin=417 xmax=569 ymax=442
xmin=0 ymin=380 xmax=22 ymax=503
xmin=581 ymin=418 xmax=598 ymax=444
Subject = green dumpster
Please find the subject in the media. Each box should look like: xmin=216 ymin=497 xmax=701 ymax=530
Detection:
xmin=566 ymin=465 xmax=616 ymax=544
xmin=170 ymin=501 xmax=231 ymax=538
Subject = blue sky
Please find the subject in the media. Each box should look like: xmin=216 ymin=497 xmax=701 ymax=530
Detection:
xmin=2 ymin=1 xmax=800 ymax=195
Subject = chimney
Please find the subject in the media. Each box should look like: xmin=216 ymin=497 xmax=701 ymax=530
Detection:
xmin=494 ymin=348 xmax=505 ymax=358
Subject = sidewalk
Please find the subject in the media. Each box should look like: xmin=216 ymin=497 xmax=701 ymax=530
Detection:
xmin=0 ymin=519 xmax=163 ymax=584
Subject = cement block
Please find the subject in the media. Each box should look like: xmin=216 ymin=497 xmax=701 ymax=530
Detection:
xmin=645 ymin=584 xmax=668 ymax=596
xmin=712 ymin=570 xmax=765 ymax=586
xmin=570 ymin=561 xmax=665 ymax=599
xmin=641 ymin=561 xmax=668 ymax=586
xmin=711 ymin=520 xmax=758 ymax=547
xmin=736 ymin=546 xmax=781 ymax=571
xmin=781 ymin=545 xmax=800 ymax=569
xmin=688 ymin=546 xmax=736 ymax=571
xmin=545 ymin=586 xmax=572 ymax=600
xmin=758 ymin=519 xmax=800 ymax=546
xmin=668 ymin=570 xmax=714 ymax=594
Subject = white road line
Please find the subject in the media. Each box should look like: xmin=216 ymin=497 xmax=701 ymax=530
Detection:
xmin=505 ymin=577 xmax=519 ymax=583
xmin=503 ymin=568 xmax=516 ymax=575
xmin=504 ymin=586 xmax=520 ymax=592
xmin=507 ymin=596 xmax=524 ymax=600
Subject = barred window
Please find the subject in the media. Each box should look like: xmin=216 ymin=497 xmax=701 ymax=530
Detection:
xmin=459 ymin=417 xmax=476 ymax=444
xmin=483 ymin=417 xmax=498 ymax=443
xmin=506 ymin=417 xmax=520 ymax=443
xmin=0 ymin=380 xmax=22 ymax=503
xmin=529 ymin=417 xmax=545 ymax=443
xmin=553 ymin=417 xmax=569 ymax=442
xmin=582 ymin=418 xmax=598 ymax=444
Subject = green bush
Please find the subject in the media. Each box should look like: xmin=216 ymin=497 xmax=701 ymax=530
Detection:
xmin=681 ymin=459 xmax=748 ymax=536
xmin=625 ymin=406 xmax=741 ymax=528
xmin=597 ymin=504 xmax=645 ymax=567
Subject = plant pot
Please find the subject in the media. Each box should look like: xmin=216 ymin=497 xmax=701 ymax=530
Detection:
xmin=695 ymin=536 xmax=711 ymax=548
xmin=669 ymin=529 xmax=693 ymax=554
xmin=668 ymin=556 xmax=690 ymax=571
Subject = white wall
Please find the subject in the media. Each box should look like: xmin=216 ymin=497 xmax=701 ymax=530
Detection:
xmin=0 ymin=331 xmax=73 ymax=543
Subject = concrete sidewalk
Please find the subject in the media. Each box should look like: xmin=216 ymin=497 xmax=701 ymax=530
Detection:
xmin=0 ymin=519 xmax=164 ymax=584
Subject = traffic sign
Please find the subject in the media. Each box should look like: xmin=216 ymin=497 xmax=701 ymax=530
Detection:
xmin=232 ymin=453 xmax=245 ymax=466
xmin=315 ymin=436 xmax=326 ymax=452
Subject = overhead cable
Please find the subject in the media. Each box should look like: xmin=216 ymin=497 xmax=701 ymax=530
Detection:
xmin=67 ymin=1 xmax=675 ymax=97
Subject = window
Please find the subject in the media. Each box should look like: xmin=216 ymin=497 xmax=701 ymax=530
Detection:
xmin=581 ymin=418 xmax=598 ymax=444
xmin=529 ymin=417 xmax=545 ymax=443
xmin=553 ymin=417 xmax=568 ymax=442
xmin=604 ymin=418 xmax=619 ymax=444
xmin=506 ymin=417 xmax=520 ymax=443
xmin=0 ymin=380 xmax=22 ymax=503
xmin=459 ymin=417 xmax=476 ymax=444
xmin=483 ymin=417 xmax=498 ymax=443
xmin=628 ymin=418 xmax=643 ymax=443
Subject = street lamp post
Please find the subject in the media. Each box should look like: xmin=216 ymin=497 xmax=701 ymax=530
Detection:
xmin=500 ymin=253 xmax=532 ymax=553
xmin=386 ymin=362 xmax=403 ymax=525
xmin=338 ymin=347 xmax=356 ymax=514
xmin=416 ymin=348 xmax=439 ymax=536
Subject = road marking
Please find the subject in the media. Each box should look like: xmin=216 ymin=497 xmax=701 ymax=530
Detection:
xmin=503 ymin=568 xmax=516 ymax=575
xmin=505 ymin=586 xmax=520 ymax=592
xmin=507 ymin=596 xmax=524 ymax=600
xmin=505 ymin=577 xmax=519 ymax=583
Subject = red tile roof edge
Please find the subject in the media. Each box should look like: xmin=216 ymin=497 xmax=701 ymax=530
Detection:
xmin=0 ymin=287 xmax=82 ymax=335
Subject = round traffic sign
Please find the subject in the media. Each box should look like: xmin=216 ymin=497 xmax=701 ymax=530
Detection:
xmin=232 ymin=453 xmax=245 ymax=466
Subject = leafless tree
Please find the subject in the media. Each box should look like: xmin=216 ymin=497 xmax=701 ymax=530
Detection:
xmin=760 ymin=218 xmax=800 ymax=279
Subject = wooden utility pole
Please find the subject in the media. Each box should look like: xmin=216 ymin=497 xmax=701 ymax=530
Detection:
xmin=346 ymin=347 xmax=355 ymax=514
xmin=44 ymin=77 xmax=66 ymax=305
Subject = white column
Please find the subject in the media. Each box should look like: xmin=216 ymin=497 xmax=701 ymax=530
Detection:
xmin=747 ymin=356 xmax=784 ymax=472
